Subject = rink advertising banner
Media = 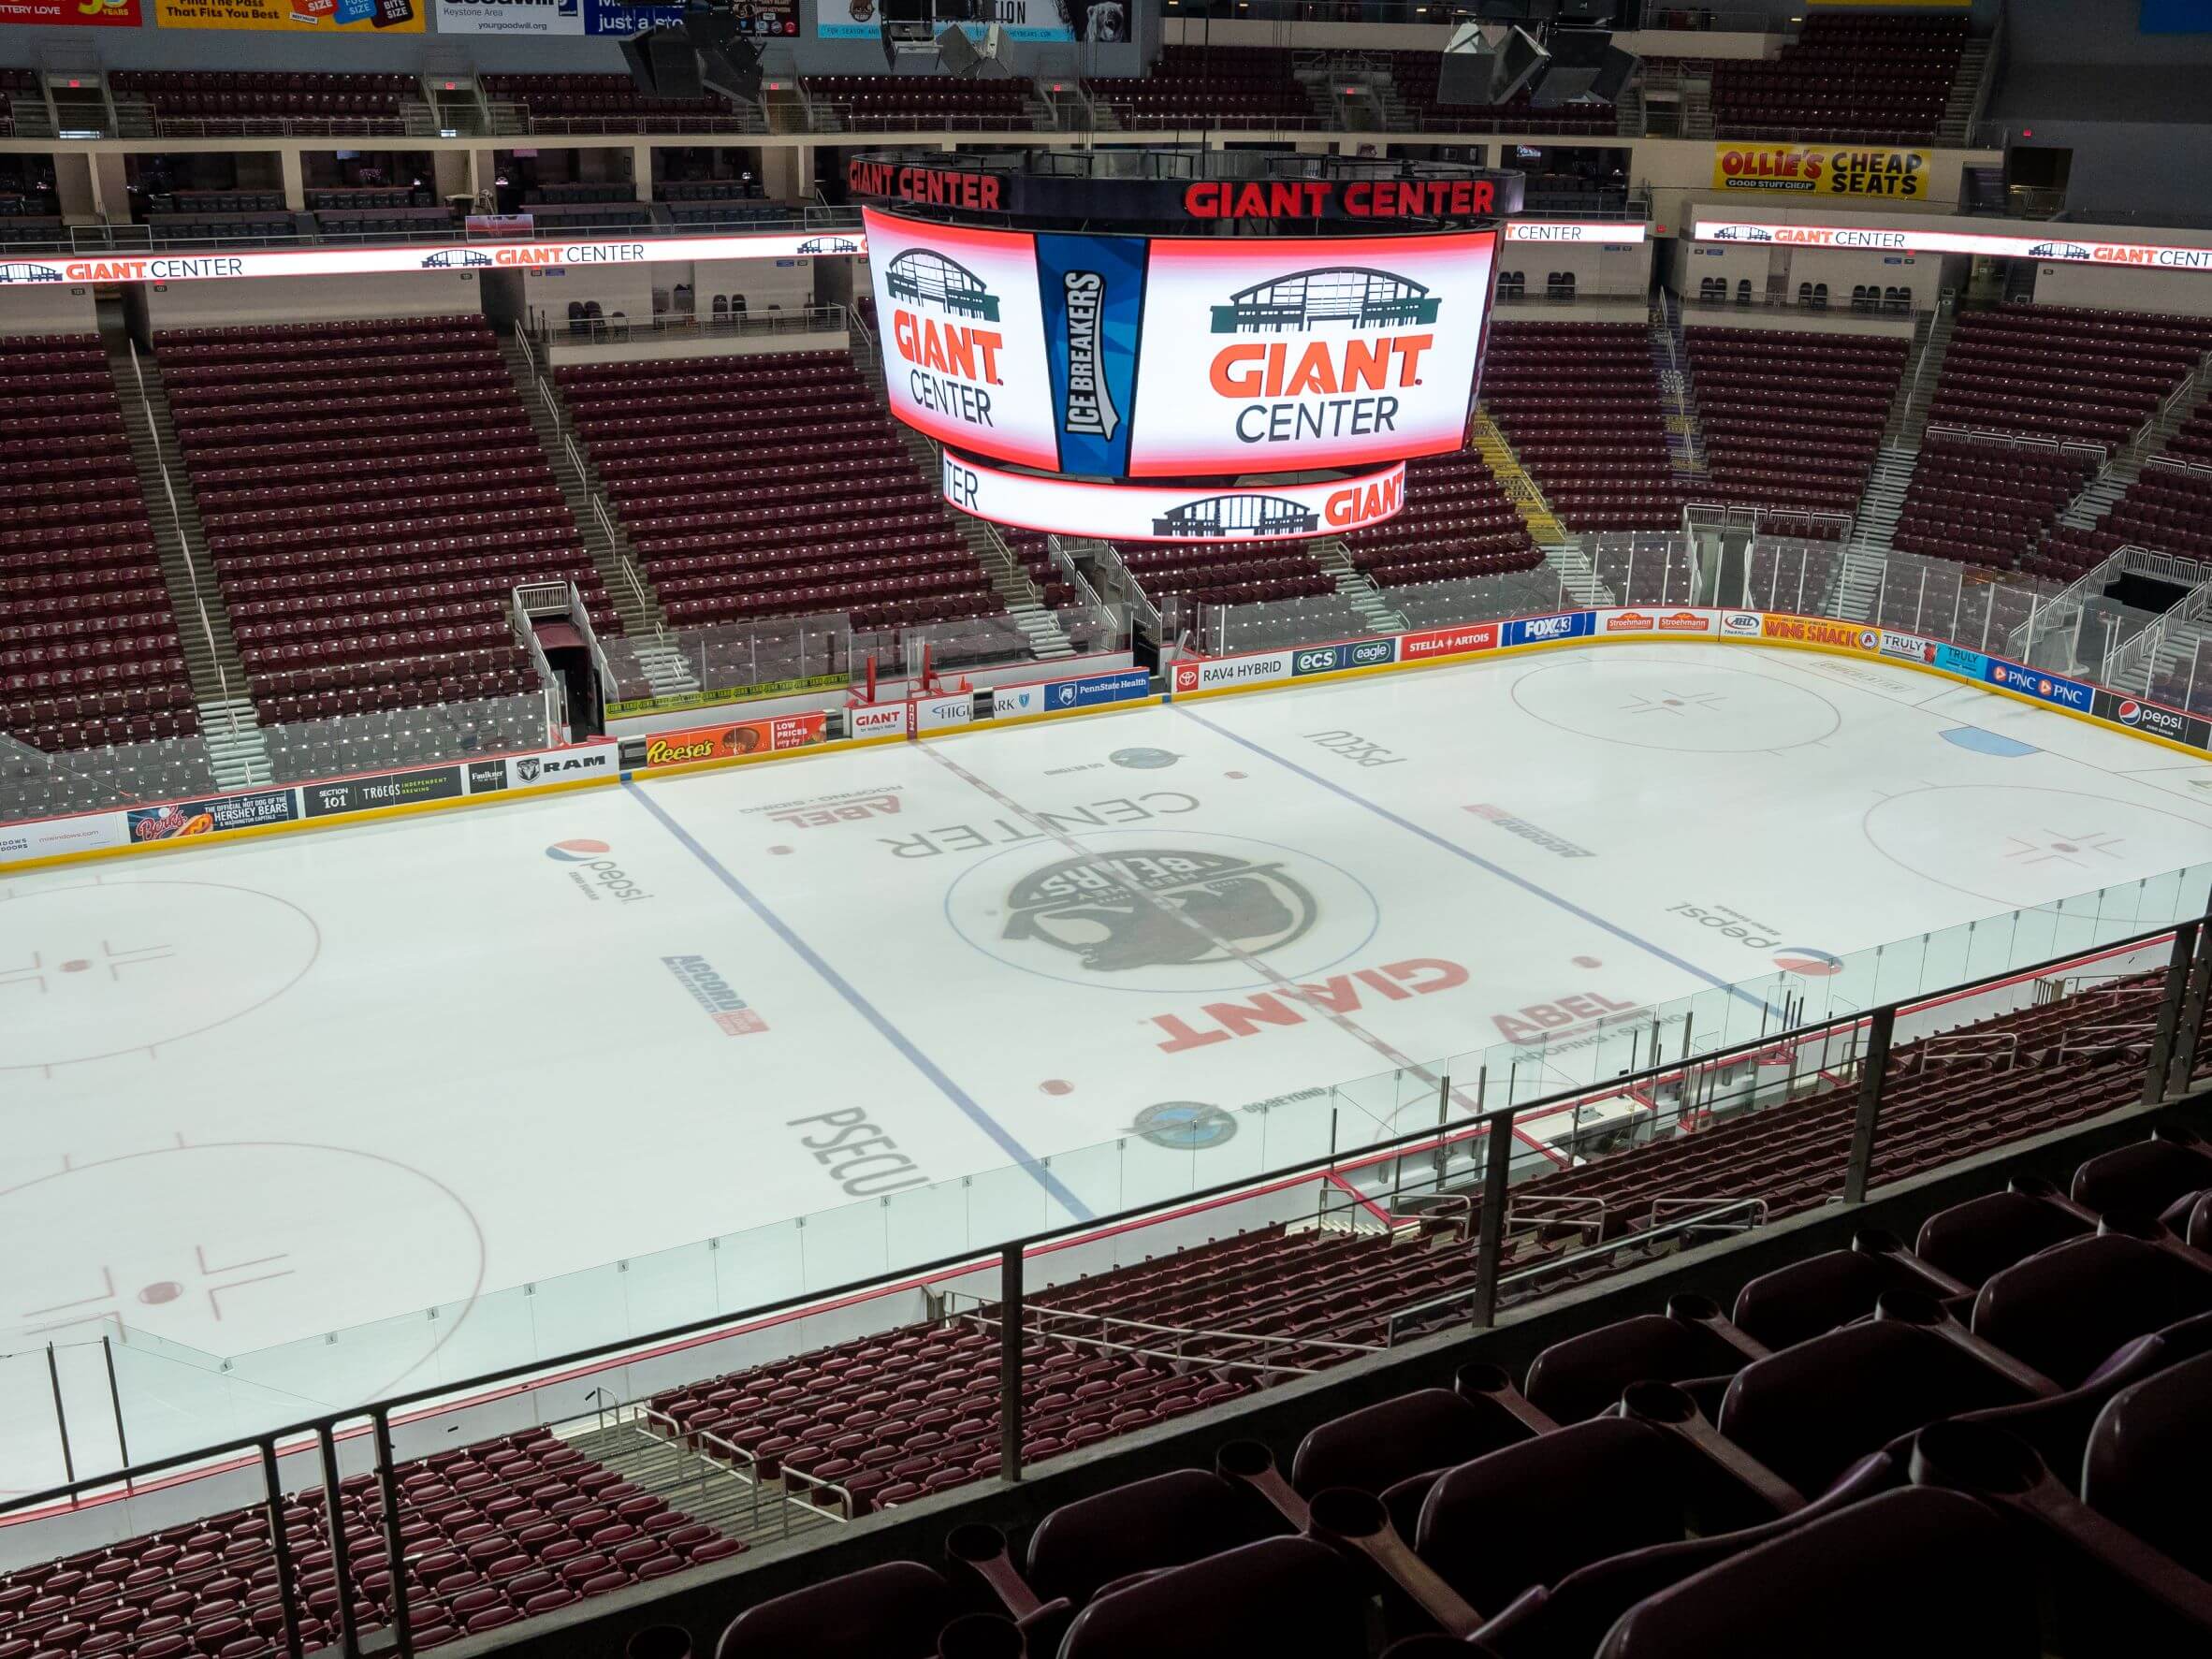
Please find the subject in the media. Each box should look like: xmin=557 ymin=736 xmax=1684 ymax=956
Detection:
xmin=1695 ymin=218 xmax=2212 ymax=275
xmin=1985 ymin=657 xmax=2094 ymax=714
xmin=1756 ymin=615 xmax=1875 ymax=651
xmin=1933 ymin=642 xmax=1989 ymax=679
xmin=1711 ymin=144 xmax=1932 ymax=200
xmin=154 ymin=0 xmax=426 ymax=30
xmin=1501 ymin=612 xmax=1595 ymax=649
xmin=500 ymin=743 xmax=620 ymax=788
xmin=1400 ymin=621 xmax=1500 ymax=662
xmin=126 ymin=790 xmax=297 ymax=842
xmin=0 ymin=811 xmax=130 ymax=860
xmin=910 ymin=693 xmax=977 ymax=735
xmin=4 ymin=0 xmax=140 ymax=23
xmin=942 ymin=451 xmax=1406 ymax=544
xmin=605 ymin=669 xmax=844 ymax=720
xmin=641 ymin=714 xmax=826 ymax=770
xmin=2091 ymin=689 xmax=2212 ymax=749
xmin=435 ymin=0 xmax=686 ymax=35
xmin=302 ymin=764 xmax=464 ymax=820
xmin=1128 ymin=230 xmax=1495 ymax=478
xmin=1171 ymin=651 xmax=1295 ymax=696
xmin=848 ymin=704 xmax=910 ymax=740
xmin=25 ymin=231 xmax=855 ymax=289
xmin=992 ymin=668 xmax=1153 ymax=720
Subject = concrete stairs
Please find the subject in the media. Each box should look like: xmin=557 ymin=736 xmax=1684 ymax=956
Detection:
xmin=1309 ymin=536 xmax=1401 ymax=633
xmin=1652 ymin=317 xmax=1710 ymax=490
xmin=497 ymin=332 xmax=696 ymax=703
xmin=1848 ymin=447 xmax=1918 ymax=566
xmin=851 ymin=340 xmax=1077 ymax=662
xmin=1835 ymin=546 xmax=1891 ymax=623
xmin=1471 ymin=412 xmax=1571 ymax=548
xmin=1681 ymin=77 xmax=1714 ymax=141
xmin=105 ymin=333 xmax=270 ymax=788
xmin=568 ymin=1416 xmax=837 ymax=1550
xmin=1546 ymin=535 xmax=1613 ymax=607
xmin=1614 ymin=78 xmax=1646 ymax=139
xmin=1886 ymin=308 xmax=1953 ymax=449
xmin=1936 ymin=36 xmax=1992 ymax=148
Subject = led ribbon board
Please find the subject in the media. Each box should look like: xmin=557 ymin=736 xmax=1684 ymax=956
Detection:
xmin=940 ymin=451 xmax=1407 ymax=543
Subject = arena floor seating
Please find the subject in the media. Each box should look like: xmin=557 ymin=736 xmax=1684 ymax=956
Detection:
xmin=700 ymin=1116 xmax=2212 ymax=1659
xmin=0 ymin=333 xmax=196 ymax=756
xmin=1684 ymin=326 xmax=1908 ymax=527
xmin=1892 ymin=429 xmax=2100 ymax=574
xmin=155 ymin=315 xmax=613 ymax=727
xmin=553 ymin=350 xmax=1006 ymax=636
xmin=1339 ymin=454 xmax=1541 ymax=591
xmin=109 ymin=70 xmax=416 ymax=127
xmin=1084 ymin=47 xmax=1312 ymax=130
xmin=1482 ymin=322 xmax=1683 ymax=531
xmin=1710 ymin=11 xmax=1968 ymax=143
xmin=479 ymin=73 xmax=738 ymax=130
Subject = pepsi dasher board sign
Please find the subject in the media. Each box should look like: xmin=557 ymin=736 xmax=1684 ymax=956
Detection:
xmin=862 ymin=207 xmax=1497 ymax=480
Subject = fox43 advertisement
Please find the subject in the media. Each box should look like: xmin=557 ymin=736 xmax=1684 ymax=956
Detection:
xmin=1127 ymin=229 xmax=1496 ymax=477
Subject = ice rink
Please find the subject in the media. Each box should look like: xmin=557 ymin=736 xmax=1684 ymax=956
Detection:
xmin=6 ymin=642 xmax=2212 ymax=1488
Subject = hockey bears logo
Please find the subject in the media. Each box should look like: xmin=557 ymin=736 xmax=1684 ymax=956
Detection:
xmin=999 ymin=848 xmax=1318 ymax=973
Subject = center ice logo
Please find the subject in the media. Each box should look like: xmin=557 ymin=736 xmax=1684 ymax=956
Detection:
xmin=999 ymin=847 xmax=1319 ymax=974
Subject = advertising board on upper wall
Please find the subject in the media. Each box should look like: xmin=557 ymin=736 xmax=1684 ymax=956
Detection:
xmin=4 ymin=0 xmax=139 ymax=24
xmin=433 ymin=0 xmax=685 ymax=36
xmin=824 ymin=0 xmax=1123 ymax=43
xmin=1710 ymin=144 xmax=1932 ymax=200
xmin=154 ymin=0 xmax=425 ymax=30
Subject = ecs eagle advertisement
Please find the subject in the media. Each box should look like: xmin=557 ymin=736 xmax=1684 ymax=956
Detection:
xmin=1127 ymin=229 xmax=1495 ymax=477
xmin=863 ymin=209 xmax=1061 ymax=473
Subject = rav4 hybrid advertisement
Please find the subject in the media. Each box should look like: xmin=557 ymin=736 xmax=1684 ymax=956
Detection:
xmin=864 ymin=207 xmax=1495 ymax=480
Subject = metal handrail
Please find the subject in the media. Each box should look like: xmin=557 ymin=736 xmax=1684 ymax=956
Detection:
xmin=126 ymin=339 xmax=232 ymax=715
xmin=948 ymin=1292 xmax=1386 ymax=1361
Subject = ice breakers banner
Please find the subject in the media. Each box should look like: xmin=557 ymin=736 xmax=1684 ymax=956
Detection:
xmin=1034 ymin=231 xmax=1145 ymax=478
xmin=1128 ymin=228 xmax=1495 ymax=477
xmin=864 ymin=209 xmax=1059 ymax=473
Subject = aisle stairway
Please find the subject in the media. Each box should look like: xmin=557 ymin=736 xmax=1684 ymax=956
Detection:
xmin=104 ymin=330 xmax=270 ymax=788
xmin=1468 ymin=413 xmax=1608 ymax=604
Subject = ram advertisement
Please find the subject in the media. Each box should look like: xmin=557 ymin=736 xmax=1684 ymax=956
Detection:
xmin=1127 ymin=229 xmax=1495 ymax=477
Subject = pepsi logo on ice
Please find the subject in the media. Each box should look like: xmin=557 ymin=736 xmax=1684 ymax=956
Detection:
xmin=546 ymin=839 xmax=650 ymax=904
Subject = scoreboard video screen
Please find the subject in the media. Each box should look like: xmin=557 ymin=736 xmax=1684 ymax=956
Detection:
xmin=863 ymin=207 xmax=1497 ymax=481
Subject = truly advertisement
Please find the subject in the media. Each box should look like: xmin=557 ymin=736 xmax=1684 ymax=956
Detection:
xmin=942 ymin=451 xmax=1405 ymax=544
xmin=2090 ymin=689 xmax=2212 ymax=749
xmin=1986 ymin=658 xmax=2093 ymax=714
xmin=864 ymin=209 xmax=1058 ymax=472
xmin=1711 ymin=143 xmax=1931 ymax=199
xmin=1034 ymin=231 xmax=1145 ymax=477
xmin=154 ymin=0 xmax=424 ymax=30
xmin=435 ymin=0 xmax=685 ymax=36
xmin=642 ymin=714 xmax=827 ymax=769
xmin=1128 ymin=229 xmax=1495 ymax=477
xmin=1933 ymin=642 xmax=1988 ymax=679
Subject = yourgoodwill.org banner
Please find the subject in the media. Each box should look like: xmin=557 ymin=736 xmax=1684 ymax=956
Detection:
xmin=155 ymin=0 xmax=425 ymax=31
xmin=434 ymin=0 xmax=682 ymax=36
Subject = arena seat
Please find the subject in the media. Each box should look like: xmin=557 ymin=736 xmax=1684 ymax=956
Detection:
xmin=1684 ymin=326 xmax=1907 ymax=526
xmin=801 ymin=73 xmax=1034 ymax=129
xmin=1338 ymin=453 xmax=1543 ymax=590
xmin=479 ymin=72 xmax=739 ymax=129
xmin=553 ymin=349 xmax=1007 ymax=637
xmin=154 ymin=314 xmax=612 ymax=725
xmin=1482 ymin=322 xmax=1683 ymax=530
xmin=1708 ymin=12 xmax=1970 ymax=145
xmin=109 ymin=70 xmax=417 ymax=129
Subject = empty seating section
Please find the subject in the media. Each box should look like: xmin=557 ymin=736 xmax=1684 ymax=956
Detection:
xmin=1388 ymin=564 xmax=1563 ymax=631
xmin=1892 ymin=430 xmax=2098 ymax=572
xmin=479 ymin=73 xmax=735 ymax=127
xmin=0 ymin=1426 xmax=744 ymax=1656
xmin=155 ymin=315 xmax=608 ymax=725
xmin=109 ymin=70 xmax=415 ymax=124
xmin=1932 ymin=303 xmax=2212 ymax=447
xmin=1710 ymin=13 xmax=1968 ymax=142
xmin=802 ymin=74 xmax=1033 ymax=128
xmin=694 ymin=1122 xmax=2212 ymax=1659
xmin=2034 ymin=451 xmax=2212 ymax=581
xmin=645 ymin=1321 xmax=1253 ymax=1520
xmin=1685 ymin=326 xmax=1907 ymax=528
xmin=1085 ymin=48 xmax=1310 ymax=129
xmin=0 ymin=334 xmax=196 ymax=756
xmin=1872 ymin=550 xmax=2043 ymax=646
xmin=555 ymin=351 xmax=1003 ymax=633
xmin=1113 ymin=539 xmax=1333 ymax=615
xmin=1382 ymin=50 xmax=1614 ymax=136
xmin=1483 ymin=322 xmax=1682 ymax=529
xmin=1339 ymin=453 xmax=1541 ymax=589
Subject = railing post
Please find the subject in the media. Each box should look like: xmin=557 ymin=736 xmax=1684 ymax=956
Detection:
xmin=2143 ymin=920 xmax=2201 ymax=1104
xmin=262 ymin=1437 xmax=307 ymax=1659
xmin=372 ymin=1409 xmax=415 ymax=1658
xmin=99 ymin=1334 xmax=129 ymax=1484
xmin=1470 ymin=1105 xmax=1517 ymax=1330
xmin=1842 ymin=1006 xmax=1898 ymax=1205
xmin=998 ymin=1244 xmax=1024 ymax=1484
xmin=2166 ymin=911 xmax=2212 ymax=1098
xmin=319 ymin=1422 xmax=364 ymax=1659
xmin=44 ymin=1344 xmax=75 ymax=1494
